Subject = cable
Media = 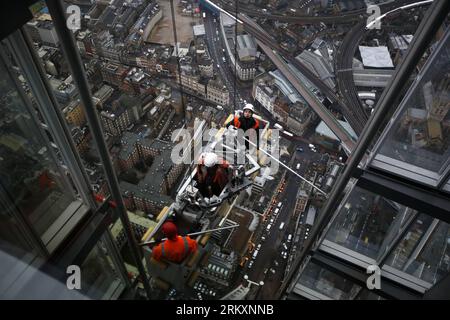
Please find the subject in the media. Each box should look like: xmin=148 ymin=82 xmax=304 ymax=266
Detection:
xmin=242 ymin=137 xmax=328 ymax=196
xmin=169 ymin=0 xmax=187 ymax=125
xmin=233 ymin=0 xmax=238 ymax=113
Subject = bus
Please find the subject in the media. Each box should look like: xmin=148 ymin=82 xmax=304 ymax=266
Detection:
xmin=358 ymin=92 xmax=376 ymax=100
xmin=282 ymin=130 xmax=294 ymax=137
xmin=274 ymin=123 xmax=283 ymax=130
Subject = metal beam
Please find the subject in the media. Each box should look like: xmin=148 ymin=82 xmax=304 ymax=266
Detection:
xmin=423 ymin=272 xmax=450 ymax=300
xmin=47 ymin=200 xmax=114 ymax=267
xmin=357 ymin=170 xmax=450 ymax=224
xmin=311 ymin=251 xmax=421 ymax=300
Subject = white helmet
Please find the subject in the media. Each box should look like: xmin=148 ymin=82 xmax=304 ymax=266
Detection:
xmin=201 ymin=152 xmax=219 ymax=167
xmin=243 ymin=103 xmax=255 ymax=113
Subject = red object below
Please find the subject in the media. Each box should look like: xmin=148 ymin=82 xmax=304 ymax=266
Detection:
xmin=93 ymin=193 xmax=117 ymax=208
xmin=93 ymin=193 xmax=105 ymax=203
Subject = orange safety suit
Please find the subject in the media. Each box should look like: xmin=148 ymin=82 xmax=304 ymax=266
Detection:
xmin=152 ymin=236 xmax=198 ymax=263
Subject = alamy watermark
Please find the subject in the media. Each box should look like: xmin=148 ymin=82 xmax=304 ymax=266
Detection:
xmin=170 ymin=120 xmax=280 ymax=173
xmin=366 ymin=264 xmax=381 ymax=290
xmin=367 ymin=5 xmax=382 ymax=30
xmin=66 ymin=265 xmax=81 ymax=290
xmin=66 ymin=5 xmax=81 ymax=31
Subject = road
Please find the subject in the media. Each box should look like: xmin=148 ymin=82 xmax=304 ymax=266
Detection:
xmin=242 ymin=141 xmax=321 ymax=299
xmin=203 ymin=10 xmax=246 ymax=109
xmin=335 ymin=20 xmax=369 ymax=134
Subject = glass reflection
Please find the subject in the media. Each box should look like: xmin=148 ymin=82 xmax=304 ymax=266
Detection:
xmin=385 ymin=214 xmax=450 ymax=286
xmin=325 ymin=186 xmax=405 ymax=259
xmin=374 ymin=30 xmax=450 ymax=180
xmin=298 ymin=262 xmax=361 ymax=300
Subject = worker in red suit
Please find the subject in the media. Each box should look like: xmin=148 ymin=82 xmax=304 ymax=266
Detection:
xmin=194 ymin=152 xmax=231 ymax=198
xmin=152 ymin=221 xmax=198 ymax=263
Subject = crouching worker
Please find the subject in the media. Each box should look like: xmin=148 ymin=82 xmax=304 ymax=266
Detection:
xmin=152 ymin=221 xmax=198 ymax=263
xmin=194 ymin=152 xmax=231 ymax=198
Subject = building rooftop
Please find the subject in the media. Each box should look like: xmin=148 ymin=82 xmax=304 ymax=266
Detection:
xmin=120 ymin=181 xmax=172 ymax=206
xmin=140 ymin=147 xmax=173 ymax=192
xmin=119 ymin=131 xmax=139 ymax=160
xmin=101 ymin=91 xmax=135 ymax=119
xmin=93 ymin=85 xmax=114 ymax=104
xmin=118 ymin=134 xmax=177 ymax=206
xmin=193 ymin=24 xmax=206 ymax=37
xmin=236 ymin=34 xmax=257 ymax=61
xmin=315 ymin=120 xmax=358 ymax=141
xmin=296 ymin=50 xmax=335 ymax=90
xmin=269 ymin=70 xmax=303 ymax=104
xmin=359 ymin=46 xmax=394 ymax=68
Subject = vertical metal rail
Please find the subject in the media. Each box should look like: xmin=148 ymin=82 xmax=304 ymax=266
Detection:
xmin=45 ymin=0 xmax=152 ymax=298
xmin=277 ymin=0 xmax=450 ymax=298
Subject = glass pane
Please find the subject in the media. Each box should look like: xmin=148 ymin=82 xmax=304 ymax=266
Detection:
xmin=324 ymin=186 xmax=407 ymax=259
xmin=0 ymin=50 xmax=75 ymax=237
xmin=80 ymin=237 xmax=124 ymax=299
xmin=298 ymin=261 xmax=361 ymax=300
xmin=0 ymin=187 xmax=39 ymax=255
xmin=384 ymin=214 xmax=450 ymax=286
xmin=0 ymin=189 xmax=43 ymax=293
xmin=371 ymin=29 xmax=450 ymax=185
xmin=24 ymin=3 xmax=109 ymax=194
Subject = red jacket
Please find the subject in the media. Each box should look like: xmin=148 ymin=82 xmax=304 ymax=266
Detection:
xmin=152 ymin=236 xmax=198 ymax=263
xmin=196 ymin=161 xmax=230 ymax=190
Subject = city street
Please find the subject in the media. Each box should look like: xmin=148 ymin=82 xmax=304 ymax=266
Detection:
xmin=237 ymin=139 xmax=321 ymax=299
xmin=203 ymin=10 xmax=252 ymax=109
